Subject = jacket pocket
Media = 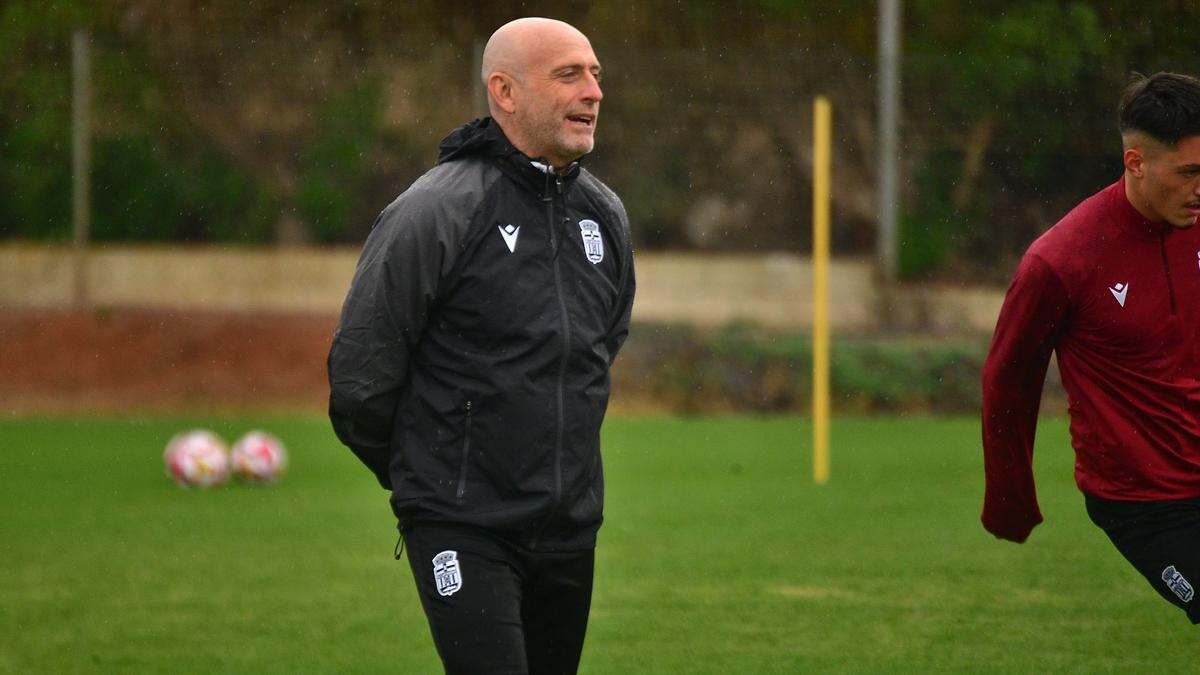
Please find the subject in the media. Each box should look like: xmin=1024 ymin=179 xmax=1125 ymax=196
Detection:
xmin=456 ymin=400 xmax=473 ymax=502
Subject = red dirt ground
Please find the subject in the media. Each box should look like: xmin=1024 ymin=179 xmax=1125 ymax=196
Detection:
xmin=0 ymin=309 xmax=339 ymax=415
xmin=0 ymin=308 xmax=660 ymax=416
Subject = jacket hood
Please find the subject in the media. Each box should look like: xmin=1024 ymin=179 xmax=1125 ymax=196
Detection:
xmin=437 ymin=117 xmax=582 ymax=194
xmin=436 ymin=117 xmax=515 ymax=165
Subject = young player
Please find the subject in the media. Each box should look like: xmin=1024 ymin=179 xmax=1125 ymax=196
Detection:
xmin=982 ymin=71 xmax=1200 ymax=623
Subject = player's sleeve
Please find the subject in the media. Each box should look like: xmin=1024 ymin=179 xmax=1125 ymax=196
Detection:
xmin=327 ymin=195 xmax=446 ymax=490
xmin=980 ymin=253 xmax=1071 ymax=543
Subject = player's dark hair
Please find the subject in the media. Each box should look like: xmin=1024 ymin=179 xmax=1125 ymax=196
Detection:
xmin=1118 ymin=72 xmax=1200 ymax=145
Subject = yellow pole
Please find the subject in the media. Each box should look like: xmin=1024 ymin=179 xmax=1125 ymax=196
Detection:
xmin=813 ymin=96 xmax=832 ymax=485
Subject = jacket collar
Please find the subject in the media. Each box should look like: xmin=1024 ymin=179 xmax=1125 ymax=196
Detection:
xmin=1109 ymin=174 xmax=1175 ymax=238
xmin=437 ymin=117 xmax=582 ymax=198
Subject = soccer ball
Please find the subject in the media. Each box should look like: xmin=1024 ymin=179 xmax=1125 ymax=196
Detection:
xmin=164 ymin=429 xmax=230 ymax=488
xmin=230 ymin=431 xmax=288 ymax=484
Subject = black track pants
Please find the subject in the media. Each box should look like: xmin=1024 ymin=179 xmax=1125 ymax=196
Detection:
xmin=1086 ymin=495 xmax=1200 ymax=624
xmin=403 ymin=523 xmax=595 ymax=675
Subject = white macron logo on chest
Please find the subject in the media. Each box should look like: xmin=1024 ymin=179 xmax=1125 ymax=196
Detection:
xmin=1109 ymin=282 xmax=1129 ymax=307
xmin=498 ymin=224 xmax=520 ymax=253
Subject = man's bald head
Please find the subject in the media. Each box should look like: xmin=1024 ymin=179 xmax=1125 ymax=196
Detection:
xmin=479 ymin=17 xmax=603 ymax=169
xmin=480 ymin=18 xmax=589 ymax=88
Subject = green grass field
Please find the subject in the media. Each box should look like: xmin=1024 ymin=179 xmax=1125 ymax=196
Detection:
xmin=2 ymin=416 xmax=1195 ymax=673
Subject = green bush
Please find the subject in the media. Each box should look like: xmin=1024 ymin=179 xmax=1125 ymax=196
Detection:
xmin=899 ymin=152 xmax=974 ymax=281
xmin=297 ymin=79 xmax=381 ymax=244
xmin=615 ymin=324 xmax=999 ymax=414
xmin=90 ymin=136 xmax=274 ymax=242
xmin=0 ymin=78 xmax=73 ymax=240
xmin=0 ymin=128 xmax=275 ymax=243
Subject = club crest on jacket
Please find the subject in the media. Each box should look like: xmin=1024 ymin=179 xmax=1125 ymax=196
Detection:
xmin=579 ymin=219 xmax=603 ymax=264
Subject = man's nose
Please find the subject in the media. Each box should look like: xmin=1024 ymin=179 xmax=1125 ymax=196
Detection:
xmin=582 ymin=73 xmax=603 ymax=102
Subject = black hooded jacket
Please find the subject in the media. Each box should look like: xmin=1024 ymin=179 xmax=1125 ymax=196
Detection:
xmin=328 ymin=118 xmax=635 ymax=550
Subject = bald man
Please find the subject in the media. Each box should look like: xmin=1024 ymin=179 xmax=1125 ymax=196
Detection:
xmin=328 ymin=17 xmax=635 ymax=674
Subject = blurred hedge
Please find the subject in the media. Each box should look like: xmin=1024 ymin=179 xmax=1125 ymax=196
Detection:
xmin=613 ymin=324 xmax=1062 ymax=415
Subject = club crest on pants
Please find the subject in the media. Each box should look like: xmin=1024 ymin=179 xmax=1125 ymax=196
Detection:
xmin=433 ymin=550 xmax=463 ymax=597
xmin=1162 ymin=565 xmax=1194 ymax=603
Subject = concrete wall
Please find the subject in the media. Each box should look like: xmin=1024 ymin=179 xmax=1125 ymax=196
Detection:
xmin=1 ymin=244 xmax=360 ymax=314
xmin=0 ymin=244 xmax=1004 ymax=333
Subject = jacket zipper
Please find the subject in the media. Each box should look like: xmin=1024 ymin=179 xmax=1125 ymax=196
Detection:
xmin=1159 ymin=233 xmax=1178 ymax=315
xmin=534 ymin=170 xmax=570 ymax=548
xmin=456 ymin=400 xmax=472 ymax=502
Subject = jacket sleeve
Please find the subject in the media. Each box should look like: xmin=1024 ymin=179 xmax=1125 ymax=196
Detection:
xmin=980 ymin=253 xmax=1071 ymax=542
xmin=606 ymin=257 xmax=635 ymax=363
xmin=327 ymin=194 xmax=449 ymax=489
xmin=606 ymin=220 xmax=636 ymax=364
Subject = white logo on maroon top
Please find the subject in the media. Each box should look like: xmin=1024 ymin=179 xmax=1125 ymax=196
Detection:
xmin=1108 ymin=282 xmax=1128 ymax=308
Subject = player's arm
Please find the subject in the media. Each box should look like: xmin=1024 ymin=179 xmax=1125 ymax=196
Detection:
xmin=980 ymin=253 xmax=1071 ymax=543
xmin=328 ymin=195 xmax=446 ymax=489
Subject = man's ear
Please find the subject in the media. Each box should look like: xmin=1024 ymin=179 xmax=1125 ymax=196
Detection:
xmin=488 ymin=73 xmax=518 ymax=115
xmin=1123 ymin=146 xmax=1145 ymax=177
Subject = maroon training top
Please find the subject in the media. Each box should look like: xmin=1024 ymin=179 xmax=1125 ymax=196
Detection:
xmin=981 ymin=176 xmax=1200 ymax=542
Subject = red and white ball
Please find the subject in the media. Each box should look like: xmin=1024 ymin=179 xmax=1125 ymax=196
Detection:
xmin=164 ymin=429 xmax=230 ymax=488
xmin=230 ymin=431 xmax=288 ymax=484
